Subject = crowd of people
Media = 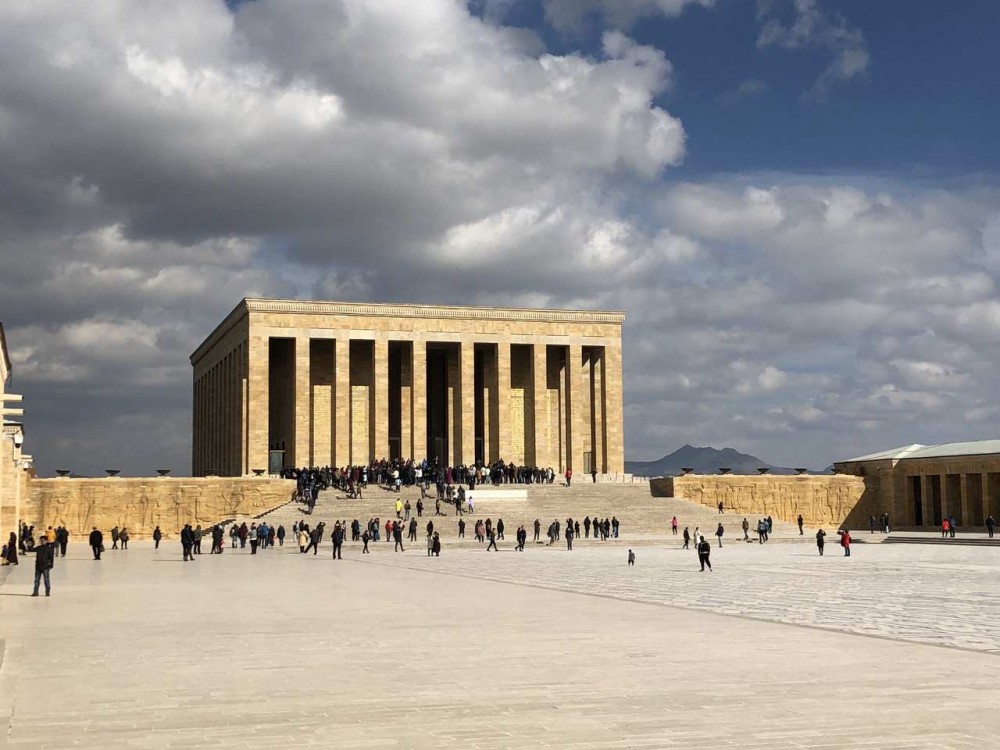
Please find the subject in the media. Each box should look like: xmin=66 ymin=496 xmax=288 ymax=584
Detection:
xmin=280 ymin=457 xmax=584 ymax=500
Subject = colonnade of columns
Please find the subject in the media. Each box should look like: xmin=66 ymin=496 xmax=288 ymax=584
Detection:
xmin=194 ymin=336 xmax=624 ymax=477
xmin=910 ymin=472 xmax=1000 ymax=527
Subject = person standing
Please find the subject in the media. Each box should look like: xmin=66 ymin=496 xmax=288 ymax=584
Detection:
xmin=715 ymin=523 xmax=724 ymax=548
xmin=432 ymin=532 xmax=441 ymax=557
xmin=565 ymin=523 xmax=574 ymax=551
xmin=458 ymin=518 xmax=466 ymax=539
xmin=671 ymin=516 xmax=678 ymax=536
xmin=426 ymin=532 xmax=434 ymax=557
xmin=717 ymin=501 xmax=724 ymax=514
xmin=111 ymin=526 xmax=120 ymax=550
xmin=987 ymin=515 xmax=996 ymax=539
xmin=249 ymin=524 xmax=260 ymax=554
xmin=627 ymin=549 xmax=635 ymax=566
xmin=332 ymin=522 xmax=344 ymax=560
xmin=533 ymin=519 xmax=540 ymax=542
xmin=152 ymin=526 xmax=162 ymax=550
xmin=181 ymin=524 xmax=195 ymax=561
xmin=741 ymin=517 xmax=749 ymax=541
xmin=29 ymin=534 xmax=56 ymax=596
xmin=192 ymin=525 xmax=202 ymax=554
xmin=277 ymin=525 xmax=286 ymax=547
xmin=565 ymin=468 xmax=572 ymax=487
xmin=949 ymin=517 xmax=957 ymax=538
xmin=682 ymin=526 xmax=690 ymax=550
xmin=89 ymin=527 xmax=103 ymax=560
xmin=839 ymin=529 xmax=851 ymax=557
xmin=119 ymin=527 xmax=130 ymax=550
xmin=697 ymin=536 xmax=712 ymax=572
xmin=816 ymin=528 xmax=826 ymax=556
xmin=797 ymin=515 xmax=804 ymax=535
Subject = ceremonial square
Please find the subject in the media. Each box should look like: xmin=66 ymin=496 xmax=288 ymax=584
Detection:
xmin=1 ymin=527 xmax=997 ymax=749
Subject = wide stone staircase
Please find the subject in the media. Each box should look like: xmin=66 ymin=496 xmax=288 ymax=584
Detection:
xmin=248 ymin=480 xmax=805 ymax=550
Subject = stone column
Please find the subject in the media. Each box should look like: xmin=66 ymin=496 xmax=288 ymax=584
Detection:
xmin=982 ymin=473 xmax=991 ymax=524
xmin=603 ymin=345 xmax=624 ymax=474
xmin=939 ymin=474 xmax=949 ymax=523
xmin=532 ymin=343 xmax=548 ymax=467
xmin=960 ymin=474 xmax=970 ymax=525
xmin=334 ymin=338 xmax=351 ymax=466
xmin=495 ymin=342 xmax=510 ymax=463
xmin=293 ymin=337 xmax=311 ymax=468
xmin=400 ymin=343 xmax=412 ymax=460
xmin=592 ymin=348 xmax=605 ymax=473
xmin=920 ymin=475 xmax=932 ymax=527
xmin=240 ymin=341 xmax=250 ymax=476
xmin=564 ymin=344 xmax=583 ymax=473
xmin=447 ymin=347 xmax=459 ymax=465
xmin=461 ymin=340 xmax=476 ymax=466
xmin=247 ymin=334 xmax=270 ymax=473
xmin=373 ymin=338 xmax=390 ymax=461
xmin=412 ymin=341 xmax=427 ymax=461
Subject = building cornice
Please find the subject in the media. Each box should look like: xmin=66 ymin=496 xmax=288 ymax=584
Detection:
xmin=189 ymin=300 xmax=250 ymax=365
xmin=192 ymin=298 xmax=626 ymax=364
xmin=244 ymin=298 xmax=626 ymax=324
xmin=0 ymin=322 xmax=11 ymax=385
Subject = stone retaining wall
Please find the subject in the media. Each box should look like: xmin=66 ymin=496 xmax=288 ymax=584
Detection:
xmin=651 ymin=474 xmax=873 ymax=528
xmin=23 ymin=477 xmax=296 ymax=539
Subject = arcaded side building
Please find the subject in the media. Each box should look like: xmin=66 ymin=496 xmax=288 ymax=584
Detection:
xmin=835 ymin=441 xmax=1000 ymax=528
xmin=190 ymin=299 xmax=625 ymax=476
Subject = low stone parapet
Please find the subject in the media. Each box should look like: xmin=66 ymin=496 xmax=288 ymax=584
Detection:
xmin=650 ymin=473 xmax=872 ymax=529
xmin=23 ymin=476 xmax=296 ymax=539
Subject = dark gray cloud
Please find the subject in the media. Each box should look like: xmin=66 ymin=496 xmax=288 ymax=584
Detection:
xmin=0 ymin=1 xmax=997 ymax=476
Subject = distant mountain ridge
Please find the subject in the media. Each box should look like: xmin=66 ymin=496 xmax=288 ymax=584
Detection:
xmin=625 ymin=444 xmax=798 ymax=477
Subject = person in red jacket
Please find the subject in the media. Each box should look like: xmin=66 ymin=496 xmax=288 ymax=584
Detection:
xmin=838 ymin=529 xmax=851 ymax=557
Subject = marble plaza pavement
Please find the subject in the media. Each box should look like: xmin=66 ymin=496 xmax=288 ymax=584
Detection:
xmin=0 ymin=530 xmax=998 ymax=748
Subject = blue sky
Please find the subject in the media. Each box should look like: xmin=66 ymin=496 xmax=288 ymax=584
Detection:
xmin=1 ymin=0 xmax=999 ymax=474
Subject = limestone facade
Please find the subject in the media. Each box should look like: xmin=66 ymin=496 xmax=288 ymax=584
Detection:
xmin=1 ymin=322 xmax=31 ymax=540
xmin=835 ymin=443 xmax=1000 ymax=528
xmin=24 ymin=477 xmax=296 ymax=539
xmin=190 ymin=299 xmax=626 ymax=476
xmin=651 ymin=474 xmax=872 ymax=529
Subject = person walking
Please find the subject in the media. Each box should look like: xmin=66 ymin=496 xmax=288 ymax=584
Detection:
xmin=56 ymin=527 xmax=69 ymax=557
xmin=432 ymin=532 xmax=441 ymax=557
xmin=458 ymin=518 xmax=466 ymax=539
xmin=671 ymin=516 xmax=678 ymax=536
xmin=816 ymin=528 xmax=826 ymax=556
xmin=697 ymin=535 xmax=712 ymax=572
xmin=717 ymin=501 xmax=724 ymax=514
xmin=987 ymin=515 xmax=996 ymax=539
xmin=949 ymin=516 xmax=957 ymax=538
xmin=3 ymin=531 xmax=18 ymax=566
xmin=715 ymin=522 xmax=724 ymax=548
xmin=486 ymin=528 xmax=498 ymax=551
xmin=277 ymin=525 xmax=286 ymax=547
xmin=797 ymin=514 xmax=804 ymax=535
xmin=627 ymin=549 xmax=635 ymax=566
xmin=361 ymin=529 xmax=370 ymax=553
xmin=393 ymin=521 xmax=405 ymax=552
xmin=741 ymin=517 xmax=749 ymax=541
xmin=298 ymin=527 xmax=309 ymax=553
xmin=111 ymin=526 xmax=120 ymax=550
xmin=89 ymin=527 xmax=103 ymax=560
xmin=249 ymin=524 xmax=259 ymax=554
xmin=29 ymin=534 xmax=56 ymax=596
xmin=152 ymin=526 xmax=162 ymax=550
xmin=119 ymin=527 xmax=130 ymax=550
xmin=682 ymin=526 xmax=690 ymax=550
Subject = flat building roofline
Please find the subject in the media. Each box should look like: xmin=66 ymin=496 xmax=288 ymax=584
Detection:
xmin=191 ymin=297 xmax=626 ymax=365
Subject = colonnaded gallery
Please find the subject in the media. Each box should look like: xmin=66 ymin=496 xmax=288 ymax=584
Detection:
xmin=190 ymin=299 xmax=625 ymax=476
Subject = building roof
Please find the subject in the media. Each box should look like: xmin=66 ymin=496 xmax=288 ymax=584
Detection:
xmin=840 ymin=440 xmax=1000 ymax=463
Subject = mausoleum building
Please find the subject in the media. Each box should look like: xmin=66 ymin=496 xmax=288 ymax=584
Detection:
xmin=191 ymin=299 xmax=625 ymax=476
